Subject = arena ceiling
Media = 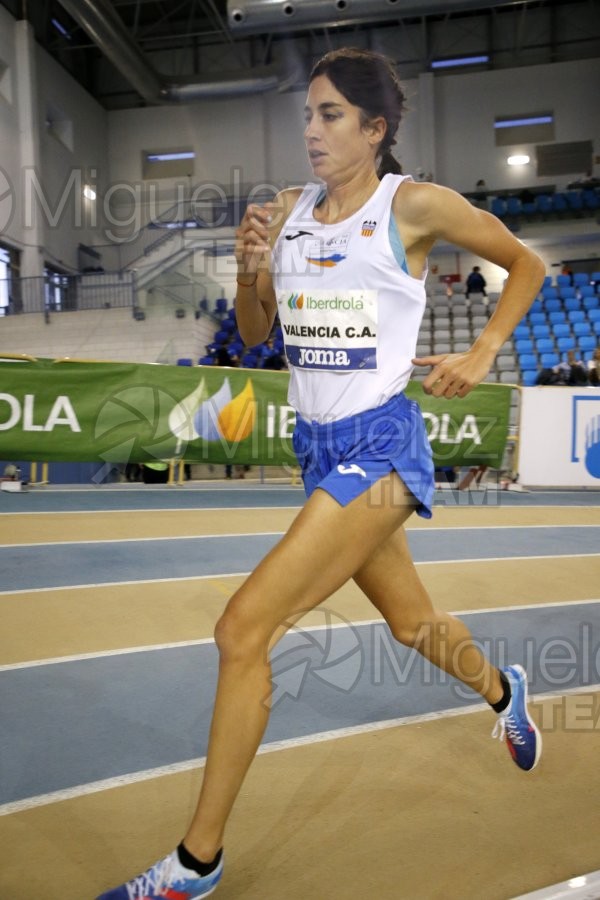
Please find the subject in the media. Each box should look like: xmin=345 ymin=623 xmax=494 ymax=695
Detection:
xmin=1 ymin=0 xmax=599 ymax=108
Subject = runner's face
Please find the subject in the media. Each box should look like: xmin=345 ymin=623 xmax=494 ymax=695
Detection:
xmin=304 ymin=75 xmax=377 ymax=178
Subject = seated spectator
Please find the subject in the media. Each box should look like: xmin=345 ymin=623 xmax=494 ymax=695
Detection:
xmin=465 ymin=266 xmax=487 ymax=298
xmin=536 ymin=349 xmax=588 ymax=386
xmin=262 ymin=337 xmax=287 ymax=370
xmin=587 ymin=346 xmax=600 ymax=386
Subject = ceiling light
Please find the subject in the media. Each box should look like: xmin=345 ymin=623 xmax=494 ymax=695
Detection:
xmin=507 ymin=155 xmax=530 ymax=166
xmin=431 ymin=55 xmax=489 ymax=70
xmin=83 ymin=185 xmax=96 ymax=200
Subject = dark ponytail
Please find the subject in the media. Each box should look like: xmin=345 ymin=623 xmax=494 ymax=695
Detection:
xmin=310 ymin=48 xmax=406 ymax=180
xmin=378 ymin=150 xmax=403 ymax=178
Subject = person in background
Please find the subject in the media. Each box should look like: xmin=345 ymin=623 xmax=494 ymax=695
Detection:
xmin=587 ymin=346 xmax=600 ymax=386
xmin=465 ymin=265 xmax=487 ymax=298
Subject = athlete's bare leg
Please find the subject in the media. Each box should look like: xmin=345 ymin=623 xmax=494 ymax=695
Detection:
xmin=183 ymin=473 xmax=417 ymax=861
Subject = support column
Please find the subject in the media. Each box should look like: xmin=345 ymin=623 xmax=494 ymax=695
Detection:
xmin=15 ymin=18 xmax=44 ymax=279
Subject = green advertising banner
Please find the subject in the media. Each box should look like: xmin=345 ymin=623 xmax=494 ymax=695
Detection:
xmin=0 ymin=357 xmax=512 ymax=467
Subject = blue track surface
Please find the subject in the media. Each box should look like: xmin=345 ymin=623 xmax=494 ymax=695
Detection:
xmin=0 ymin=486 xmax=599 ymax=513
xmin=1 ymin=527 xmax=599 ymax=592
xmin=1 ymin=604 xmax=599 ymax=806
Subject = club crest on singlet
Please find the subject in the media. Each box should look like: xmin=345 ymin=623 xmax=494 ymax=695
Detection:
xmin=277 ymin=289 xmax=378 ymax=371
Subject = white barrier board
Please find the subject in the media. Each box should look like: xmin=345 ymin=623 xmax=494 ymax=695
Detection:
xmin=519 ymin=387 xmax=600 ymax=488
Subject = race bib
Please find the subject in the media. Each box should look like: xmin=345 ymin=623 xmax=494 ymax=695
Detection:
xmin=277 ymin=289 xmax=378 ymax=372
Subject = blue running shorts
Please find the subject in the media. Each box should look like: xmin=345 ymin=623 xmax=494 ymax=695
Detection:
xmin=292 ymin=393 xmax=435 ymax=519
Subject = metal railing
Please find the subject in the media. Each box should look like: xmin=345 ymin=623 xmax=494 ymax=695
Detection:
xmin=0 ymin=272 xmax=136 ymax=315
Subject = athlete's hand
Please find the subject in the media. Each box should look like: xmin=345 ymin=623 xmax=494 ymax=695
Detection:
xmin=235 ymin=202 xmax=275 ymax=276
xmin=412 ymin=347 xmax=496 ymax=398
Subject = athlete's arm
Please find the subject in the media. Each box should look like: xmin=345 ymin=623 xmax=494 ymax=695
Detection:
xmin=235 ymin=188 xmax=302 ymax=347
xmin=393 ymin=182 xmax=545 ymax=399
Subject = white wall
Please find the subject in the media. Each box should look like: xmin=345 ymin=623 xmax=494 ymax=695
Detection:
xmin=0 ymin=306 xmax=215 ymax=365
xmin=36 ymin=48 xmax=109 ymax=271
xmin=433 ymin=58 xmax=600 ymax=193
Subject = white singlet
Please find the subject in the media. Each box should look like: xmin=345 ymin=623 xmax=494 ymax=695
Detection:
xmin=272 ymin=173 xmax=427 ymax=423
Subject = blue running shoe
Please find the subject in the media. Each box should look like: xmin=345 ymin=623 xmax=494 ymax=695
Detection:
xmin=96 ymin=849 xmax=223 ymax=899
xmin=492 ymin=664 xmax=541 ymax=771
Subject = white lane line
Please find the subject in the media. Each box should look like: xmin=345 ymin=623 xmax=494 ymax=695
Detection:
xmin=0 ymin=531 xmax=284 ymax=549
xmin=2 ymin=682 xmax=598 ymax=818
xmin=1 ymin=598 xmax=598 ymax=672
xmin=1 ymin=523 xmax=599 ymax=549
xmin=0 ymin=505 xmax=303 ymax=517
xmin=1 ymin=554 xmax=599 ymax=598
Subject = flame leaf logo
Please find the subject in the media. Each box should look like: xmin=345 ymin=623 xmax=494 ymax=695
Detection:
xmin=168 ymin=377 xmax=256 ymax=447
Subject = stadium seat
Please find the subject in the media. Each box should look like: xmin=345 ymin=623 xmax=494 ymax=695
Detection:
xmin=568 ymin=310 xmax=586 ymax=324
xmin=559 ymin=286 xmax=576 ymax=300
xmin=529 ymin=312 xmax=546 ymax=326
xmin=588 ymin=309 xmax=600 ymax=323
xmin=573 ymin=272 xmax=590 ymax=287
xmin=535 ymin=195 xmax=552 ymax=216
xmin=497 ymin=355 xmax=517 ymax=370
xmin=551 ymin=193 xmax=568 ymax=213
xmin=594 ymin=321 xmax=600 ymax=336
xmin=499 ymin=370 xmax=518 ymax=383
xmin=518 ymin=353 xmax=538 ymax=371
xmin=471 ymin=315 xmax=488 ymax=328
xmin=592 ymin=272 xmax=600 ymax=284
xmin=215 ymin=296 xmax=228 ymax=315
xmin=177 ymin=358 xmax=193 ymax=366
xmin=583 ymin=295 xmax=599 ymax=311
xmin=540 ymin=352 xmax=559 ymax=367
xmin=513 ymin=325 xmax=530 ymax=339
xmin=536 ymin=338 xmax=554 ymax=354
xmin=573 ymin=322 xmax=592 ymax=337
xmin=198 ymin=355 xmax=214 ymax=366
xmin=564 ymin=297 xmax=582 ymax=311
xmin=470 ymin=302 xmax=487 ymax=315
xmin=556 ymin=274 xmax=571 ymax=287
xmin=529 ymin=300 xmax=543 ymax=314
xmin=578 ymin=336 xmax=596 ymax=353
xmin=552 ymin=323 xmax=571 ymax=338
xmin=543 ymin=298 xmax=562 ymax=313
xmin=548 ymin=311 xmax=566 ymax=325
xmin=556 ymin=337 xmax=576 ymax=352
xmin=580 ymin=285 xmax=596 ymax=298
xmin=582 ymin=190 xmax=600 ymax=211
xmin=522 ymin=369 xmax=539 ymax=386
xmin=506 ymin=196 xmax=522 ymax=216
xmin=566 ymin=191 xmax=584 ymax=212
xmin=491 ymin=197 xmax=507 ymax=217
xmin=215 ymin=329 xmax=229 ymax=343
xmin=515 ymin=338 xmax=534 ymax=354
xmin=532 ymin=324 xmax=550 ymax=339
xmin=453 ymin=341 xmax=471 ymax=352
xmin=541 ymin=286 xmax=558 ymax=300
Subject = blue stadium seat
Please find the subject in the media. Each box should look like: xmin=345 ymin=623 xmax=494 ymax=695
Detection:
xmin=583 ymin=350 xmax=596 ymax=362
xmin=573 ymin=322 xmax=592 ymax=337
xmin=583 ymin=295 xmax=599 ymax=311
xmin=491 ymin=197 xmax=507 ymax=217
xmin=556 ymin=337 xmax=575 ymax=353
xmin=532 ymin=324 xmax=550 ymax=338
xmin=568 ymin=310 xmax=586 ymax=324
xmin=542 ymin=275 xmax=553 ymax=288
xmin=578 ymin=336 xmax=596 ymax=353
xmin=543 ymin=298 xmax=562 ymax=313
xmin=198 ymin=355 xmax=214 ymax=366
xmin=573 ymin=272 xmax=590 ymax=287
xmin=535 ymin=195 xmax=552 ymax=216
xmin=506 ymin=196 xmax=522 ymax=216
xmin=551 ymin=193 xmax=568 ymax=213
xmin=522 ymin=369 xmax=539 ymax=386
xmin=215 ymin=296 xmax=228 ymax=315
xmin=588 ymin=309 xmax=600 ymax=323
xmin=518 ymin=353 xmax=538 ymax=371
xmin=215 ymin=329 xmax=229 ymax=343
xmin=582 ymin=190 xmax=600 ymax=211
xmin=594 ymin=320 xmax=600 ymax=336
xmin=566 ymin=191 xmax=584 ymax=212
xmin=592 ymin=271 xmax=600 ymax=284
xmin=529 ymin=311 xmax=546 ymax=325
xmin=177 ymin=358 xmax=193 ymax=366
xmin=515 ymin=338 xmax=534 ymax=353
xmin=556 ymin=274 xmax=571 ymax=287
xmin=541 ymin=286 xmax=558 ymax=300
xmin=552 ymin=323 xmax=571 ymax=338
xmin=559 ymin=286 xmax=576 ymax=300
xmin=536 ymin=338 xmax=554 ymax=354
xmin=529 ymin=300 xmax=543 ymax=314
xmin=540 ymin=352 xmax=559 ymax=367
xmin=548 ymin=311 xmax=566 ymax=325
xmin=564 ymin=297 xmax=582 ymax=311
